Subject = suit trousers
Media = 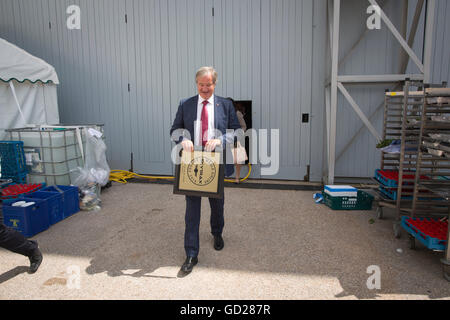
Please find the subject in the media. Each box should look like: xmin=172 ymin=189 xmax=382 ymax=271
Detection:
xmin=0 ymin=223 xmax=38 ymax=257
xmin=184 ymin=195 xmax=224 ymax=258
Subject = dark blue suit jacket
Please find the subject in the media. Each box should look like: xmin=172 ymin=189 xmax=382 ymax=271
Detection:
xmin=170 ymin=95 xmax=241 ymax=176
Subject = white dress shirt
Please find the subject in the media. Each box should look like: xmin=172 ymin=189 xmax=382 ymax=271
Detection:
xmin=194 ymin=94 xmax=215 ymax=147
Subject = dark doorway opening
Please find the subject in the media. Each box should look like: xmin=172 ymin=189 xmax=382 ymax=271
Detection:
xmin=234 ymin=100 xmax=252 ymax=131
xmin=228 ymin=99 xmax=252 ymax=166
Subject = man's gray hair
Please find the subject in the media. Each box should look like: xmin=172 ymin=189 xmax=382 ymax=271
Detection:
xmin=195 ymin=66 xmax=218 ymax=84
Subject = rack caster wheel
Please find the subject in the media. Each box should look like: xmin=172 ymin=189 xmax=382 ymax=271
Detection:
xmin=393 ymin=222 xmax=401 ymax=239
xmin=441 ymin=259 xmax=450 ymax=282
xmin=408 ymin=234 xmax=416 ymax=250
xmin=444 ymin=272 xmax=450 ymax=282
xmin=376 ymin=207 xmax=384 ymax=220
xmin=101 ymin=181 xmax=112 ymax=190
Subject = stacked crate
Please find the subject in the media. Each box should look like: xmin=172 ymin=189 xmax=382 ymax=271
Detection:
xmin=1 ymin=184 xmax=80 ymax=237
xmin=322 ymin=185 xmax=374 ymax=211
xmin=0 ymin=141 xmax=28 ymax=183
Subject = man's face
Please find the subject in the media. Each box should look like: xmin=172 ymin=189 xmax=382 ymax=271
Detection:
xmin=196 ymin=74 xmax=215 ymax=100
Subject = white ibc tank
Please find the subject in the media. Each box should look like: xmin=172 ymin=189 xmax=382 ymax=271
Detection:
xmin=6 ymin=125 xmax=104 ymax=186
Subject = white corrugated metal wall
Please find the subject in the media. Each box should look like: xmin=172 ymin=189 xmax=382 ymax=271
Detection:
xmin=0 ymin=0 xmax=448 ymax=181
xmin=0 ymin=0 xmax=320 ymax=180
xmin=0 ymin=0 xmax=135 ymax=171
xmin=429 ymin=0 xmax=450 ymax=84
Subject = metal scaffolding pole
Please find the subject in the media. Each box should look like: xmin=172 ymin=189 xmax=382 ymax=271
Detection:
xmin=336 ymin=0 xmax=425 ymax=165
xmin=325 ymin=0 xmax=436 ymax=184
xmin=328 ymin=0 xmax=340 ymax=185
xmin=423 ymin=0 xmax=436 ymax=84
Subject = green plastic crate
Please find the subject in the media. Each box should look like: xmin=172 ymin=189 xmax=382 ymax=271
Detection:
xmin=323 ymin=190 xmax=374 ymax=210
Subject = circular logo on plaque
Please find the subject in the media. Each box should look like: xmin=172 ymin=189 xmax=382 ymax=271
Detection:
xmin=187 ymin=156 xmax=217 ymax=186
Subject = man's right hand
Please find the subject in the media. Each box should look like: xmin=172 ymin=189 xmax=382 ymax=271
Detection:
xmin=181 ymin=139 xmax=194 ymax=152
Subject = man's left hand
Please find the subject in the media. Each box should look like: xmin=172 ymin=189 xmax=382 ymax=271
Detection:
xmin=205 ymin=139 xmax=222 ymax=152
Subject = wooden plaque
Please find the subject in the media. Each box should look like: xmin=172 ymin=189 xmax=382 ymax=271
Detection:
xmin=173 ymin=150 xmax=224 ymax=198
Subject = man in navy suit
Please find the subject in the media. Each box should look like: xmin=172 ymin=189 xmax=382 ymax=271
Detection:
xmin=170 ymin=66 xmax=241 ymax=275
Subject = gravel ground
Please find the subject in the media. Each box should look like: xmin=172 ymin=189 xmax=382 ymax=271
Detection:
xmin=0 ymin=182 xmax=449 ymax=300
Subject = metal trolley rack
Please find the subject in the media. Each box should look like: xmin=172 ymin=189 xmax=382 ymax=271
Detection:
xmin=375 ymin=82 xmax=450 ymax=281
xmin=376 ymin=81 xmax=426 ymax=236
xmin=413 ymin=88 xmax=450 ymax=281
xmin=411 ymin=88 xmax=450 ymax=217
xmin=423 ymin=185 xmax=450 ymax=281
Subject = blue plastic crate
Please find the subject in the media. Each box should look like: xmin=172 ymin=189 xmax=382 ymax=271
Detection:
xmin=2 ymin=197 xmax=50 ymax=238
xmin=0 ymin=179 xmax=13 ymax=188
xmin=375 ymin=169 xmax=397 ymax=187
xmin=0 ymin=141 xmax=28 ymax=177
xmin=1 ymin=183 xmax=46 ymax=200
xmin=379 ymin=185 xmax=413 ymax=200
xmin=41 ymin=185 xmax=80 ymax=218
xmin=379 ymin=185 xmax=444 ymax=201
xmin=1 ymin=172 xmax=28 ymax=184
xmin=22 ymin=191 xmax=63 ymax=226
xmin=401 ymin=216 xmax=448 ymax=251
xmin=375 ymin=169 xmax=431 ymax=188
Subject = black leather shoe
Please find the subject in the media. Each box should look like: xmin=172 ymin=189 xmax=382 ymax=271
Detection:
xmin=213 ymin=235 xmax=224 ymax=251
xmin=28 ymin=248 xmax=43 ymax=274
xmin=180 ymin=256 xmax=198 ymax=274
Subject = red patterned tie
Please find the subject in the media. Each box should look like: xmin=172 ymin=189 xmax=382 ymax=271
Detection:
xmin=201 ymin=100 xmax=209 ymax=146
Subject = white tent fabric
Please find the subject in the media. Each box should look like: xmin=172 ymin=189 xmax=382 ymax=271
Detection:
xmin=0 ymin=38 xmax=59 ymax=84
xmin=0 ymin=38 xmax=59 ymax=140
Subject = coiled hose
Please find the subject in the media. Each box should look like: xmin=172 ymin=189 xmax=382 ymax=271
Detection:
xmin=109 ymin=163 xmax=252 ymax=184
